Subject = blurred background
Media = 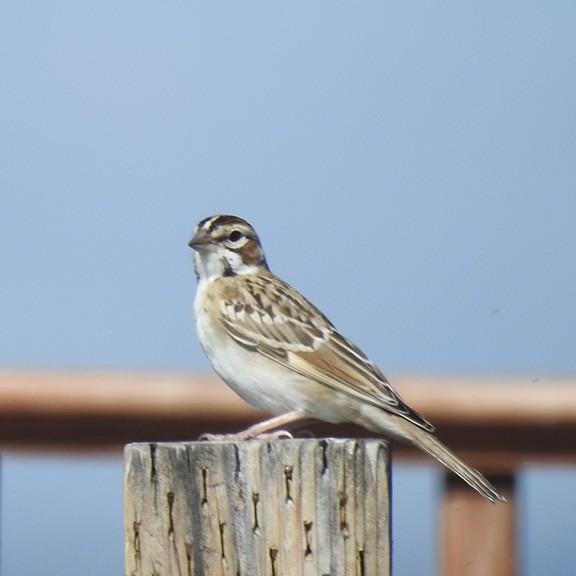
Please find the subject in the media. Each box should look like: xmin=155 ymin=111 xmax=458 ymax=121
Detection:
xmin=1 ymin=2 xmax=575 ymax=574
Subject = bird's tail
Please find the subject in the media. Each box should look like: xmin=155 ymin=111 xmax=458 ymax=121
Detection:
xmin=402 ymin=424 xmax=506 ymax=503
xmin=361 ymin=408 xmax=506 ymax=503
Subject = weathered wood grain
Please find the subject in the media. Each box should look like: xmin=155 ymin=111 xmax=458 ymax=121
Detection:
xmin=124 ymin=439 xmax=390 ymax=576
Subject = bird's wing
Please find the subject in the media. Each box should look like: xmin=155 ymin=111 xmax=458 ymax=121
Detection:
xmin=219 ymin=274 xmax=434 ymax=432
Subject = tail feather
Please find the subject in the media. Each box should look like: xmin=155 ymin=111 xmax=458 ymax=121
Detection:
xmin=362 ymin=408 xmax=506 ymax=503
xmin=408 ymin=426 xmax=506 ymax=503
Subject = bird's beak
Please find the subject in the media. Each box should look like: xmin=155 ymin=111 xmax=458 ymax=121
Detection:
xmin=188 ymin=229 xmax=213 ymax=251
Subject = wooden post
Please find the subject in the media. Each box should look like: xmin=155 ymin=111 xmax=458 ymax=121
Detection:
xmin=441 ymin=474 xmax=516 ymax=576
xmin=124 ymin=439 xmax=390 ymax=576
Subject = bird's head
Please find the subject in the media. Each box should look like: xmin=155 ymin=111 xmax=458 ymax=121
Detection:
xmin=189 ymin=214 xmax=268 ymax=281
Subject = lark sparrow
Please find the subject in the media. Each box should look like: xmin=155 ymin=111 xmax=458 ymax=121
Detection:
xmin=189 ymin=214 xmax=505 ymax=503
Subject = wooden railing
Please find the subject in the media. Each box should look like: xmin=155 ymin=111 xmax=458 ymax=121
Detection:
xmin=1 ymin=371 xmax=575 ymax=575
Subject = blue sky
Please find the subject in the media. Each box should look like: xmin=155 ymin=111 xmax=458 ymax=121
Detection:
xmin=1 ymin=2 xmax=575 ymax=574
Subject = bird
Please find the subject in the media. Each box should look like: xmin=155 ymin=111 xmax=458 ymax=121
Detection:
xmin=188 ymin=214 xmax=505 ymax=503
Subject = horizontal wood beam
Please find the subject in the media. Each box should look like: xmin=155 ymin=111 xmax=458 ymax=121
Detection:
xmin=1 ymin=371 xmax=575 ymax=467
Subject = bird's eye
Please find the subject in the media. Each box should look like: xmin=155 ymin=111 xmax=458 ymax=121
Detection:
xmin=228 ymin=230 xmax=243 ymax=243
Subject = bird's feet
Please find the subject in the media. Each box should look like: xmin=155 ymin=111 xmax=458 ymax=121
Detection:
xmin=198 ymin=430 xmax=293 ymax=441
xmin=198 ymin=410 xmax=309 ymax=442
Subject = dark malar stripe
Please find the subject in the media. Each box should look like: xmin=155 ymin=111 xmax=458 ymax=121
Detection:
xmin=222 ymin=260 xmax=237 ymax=277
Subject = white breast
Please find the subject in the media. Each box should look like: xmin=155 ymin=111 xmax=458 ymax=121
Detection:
xmin=193 ymin=278 xmax=347 ymax=422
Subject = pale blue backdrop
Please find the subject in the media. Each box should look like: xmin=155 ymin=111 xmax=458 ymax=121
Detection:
xmin=1 ymin=2 xmax=575 ymax=574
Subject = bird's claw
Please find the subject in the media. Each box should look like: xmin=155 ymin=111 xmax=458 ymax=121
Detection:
xmin=198 ymin=430 xmax=293 ymax=441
